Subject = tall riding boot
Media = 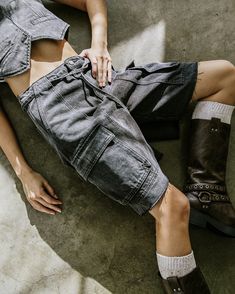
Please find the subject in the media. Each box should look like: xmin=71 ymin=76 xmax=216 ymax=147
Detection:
xmin=184 ymin=117 xmax=235 ymax=237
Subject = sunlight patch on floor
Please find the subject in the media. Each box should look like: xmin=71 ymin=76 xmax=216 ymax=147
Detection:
xmin=110 ymin=20 xmax=166 ymax=69
xmin=0 ymin=164 xmax=111 ymax=294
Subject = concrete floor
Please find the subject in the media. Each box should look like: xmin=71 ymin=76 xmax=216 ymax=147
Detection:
xmin=0 ymin=0 xmax=235 ymax=293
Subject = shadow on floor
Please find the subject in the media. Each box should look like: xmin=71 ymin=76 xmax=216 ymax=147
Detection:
xmin=0 ymin=0 xmax=235 ymax=293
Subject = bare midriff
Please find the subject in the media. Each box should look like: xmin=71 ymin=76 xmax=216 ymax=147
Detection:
xmin=5 ymin=38 xmax=78 ymax=97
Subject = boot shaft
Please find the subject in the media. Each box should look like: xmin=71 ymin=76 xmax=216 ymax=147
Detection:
xmin=186 ymin=118 xmax=230 ymax=190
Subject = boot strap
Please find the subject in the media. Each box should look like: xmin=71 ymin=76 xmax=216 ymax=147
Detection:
xmin=165 ymin=276 xmax=184 ymax=293
xmin=185 ymin=183 xmax=226 ymax=193
xmin=197 ymin=191 xmax=230 ymax=203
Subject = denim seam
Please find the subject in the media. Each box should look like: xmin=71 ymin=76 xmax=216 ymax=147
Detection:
xmin=71 ymin=124 xmax=103 ymax=164
xmin=31 ymin=15 xmax=56 ymax=25
xmin=45 ymin=77 xmax=89 ymax=116
xmin=104 ymin=114 xmax=152 ymax=164
xmin=123 ymin=165 xmax=151 ymax=204
xmin=2 ymin=17 xmax=31 ymax=77
xmin=131 ymin=169 xmax=167 ymax=215
xmin=81 ymin=134 xmax=115 ymax=180
xmin=114 ymin=76 xmax=184 ymax=86
xmin=126 ymin=168 xmax=156 ymax=210
xmin=133 ymin=169 xmax=159 ymax=204
xmin=81 ymin=73 xmax=128 ymax=110
xmin=148 ymin=176 xmax=169 ymax=211
xmin=30 ymin=23 xmax=70 ymax=41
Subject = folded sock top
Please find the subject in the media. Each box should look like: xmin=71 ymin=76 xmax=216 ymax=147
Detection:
xmin=192 ymin=101 xmax=235 ymax=124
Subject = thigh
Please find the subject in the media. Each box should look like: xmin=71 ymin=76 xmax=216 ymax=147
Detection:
xmin=192 ymin=59 xmax=235 ymax=101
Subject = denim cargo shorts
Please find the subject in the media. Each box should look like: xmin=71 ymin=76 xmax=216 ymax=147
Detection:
xmin=17 ymin=55 xmax=198 ymax=215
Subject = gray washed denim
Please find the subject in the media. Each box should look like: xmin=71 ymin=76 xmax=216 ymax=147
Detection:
xmin=17 ymin=56 xmax=198 ymax=215
xmin=0 ymin=0 xmax=69 ymax=82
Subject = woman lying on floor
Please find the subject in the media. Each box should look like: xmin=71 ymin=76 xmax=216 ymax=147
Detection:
xmin=1 ymin=0 xmax=235 ymax=293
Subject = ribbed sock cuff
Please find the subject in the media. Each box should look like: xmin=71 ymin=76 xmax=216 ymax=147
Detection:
xmin=192 ymin=101 xmax=235 ymax=124
xmin=156 ymin=251 xmax=196 ymax=279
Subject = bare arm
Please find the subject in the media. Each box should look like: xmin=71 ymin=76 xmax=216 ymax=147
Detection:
xmin=53 ymin=0 xmax=111 ymax=87
xmin=0 ymin=107 xmax=32 ymax=179
xmin=0 ymin=106 xmax=62 ymax=215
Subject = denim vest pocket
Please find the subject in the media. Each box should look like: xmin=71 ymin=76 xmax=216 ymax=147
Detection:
xmin=115 ymin=61 xmax=184 ymax=85
xmin=71 ymin=125 xmax=151 ymax=205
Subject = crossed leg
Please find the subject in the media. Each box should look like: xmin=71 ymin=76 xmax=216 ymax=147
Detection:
xmin=149 ymin=60 xmax=235 ymax=256
xmin=148 ymin=59 xmax=235 ymax=257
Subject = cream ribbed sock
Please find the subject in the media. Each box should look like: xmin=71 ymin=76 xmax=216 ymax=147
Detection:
xmin=156 ymin=251 xmax=196 ymax=279
xmin=192 ymin=101 xmax=235 ymax=124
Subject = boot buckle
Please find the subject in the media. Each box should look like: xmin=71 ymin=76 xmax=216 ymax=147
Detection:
xmin=198 ymin=191 xmax=211 ymax=204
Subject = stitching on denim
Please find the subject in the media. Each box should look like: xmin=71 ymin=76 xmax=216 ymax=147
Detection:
xmin=32 ymin=83 xmax=51 ymax=133
xmin=81 ymin=73 xmax=127 ymax=110
xmin=31 ymin=15 xmax=56 ymax=25
xmin=82 ymin=134 xmax=115 ymax=180
xmin=114 ymin=136 xmax=150 ymax=164
xmin=2 ymin=17 xmax=31 ymax=77
xmin=129 ymin=170 xmax=158 ymax=211
xmin=122 ymin=164 xmax=151 ymax=204
xmin=114 ymin=76 xmax=184 ymax=86
xmin=71 ymin=124 xmax=102 ymax=164
xmin=137 ymin=167 xmax=169 ymax=207
xmin=46 ymin=74 xmax=103 ymax=117
xmin=104 ymin=113 xmax=152 ymax=164
xmin=128 ymin=168 xmax=156 ymax=207
xmin=45 ymin=77 xmax=90 ymax=120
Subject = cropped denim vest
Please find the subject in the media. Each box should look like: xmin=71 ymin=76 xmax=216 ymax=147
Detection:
xmin=0 ymin=0 xmax=70 ymax=82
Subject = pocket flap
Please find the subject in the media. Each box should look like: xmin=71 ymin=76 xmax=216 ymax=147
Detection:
xmin=71 ymin=125 xmax=115 ymax=180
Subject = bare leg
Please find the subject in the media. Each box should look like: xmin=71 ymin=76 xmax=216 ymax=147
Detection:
xmin=192 ymin=60 xmax=235 ymax=105
xmin=148 ymin=183 xmax=191 ymax=256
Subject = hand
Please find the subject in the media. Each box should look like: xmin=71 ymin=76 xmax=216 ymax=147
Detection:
xmin=19 ymin=169 xmax=62 ymax=215
xmin=79 ymin=46 xmax=112 ymax=87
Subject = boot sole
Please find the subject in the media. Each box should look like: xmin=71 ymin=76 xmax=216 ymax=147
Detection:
xmin=190 ymin=208 xmax=235 ymax=237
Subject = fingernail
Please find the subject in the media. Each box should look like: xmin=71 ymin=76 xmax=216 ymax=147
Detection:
xmin=57 ymin=210 xmax=62 ymax=213
xmin=50 ymin=212 xmax=55 ymax=215
xmin=54 ymin=194 xmax=58 ymax=199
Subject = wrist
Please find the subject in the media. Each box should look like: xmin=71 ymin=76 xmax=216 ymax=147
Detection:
xmin=16 ymin=165 xmax=34 ymax=182
xmin=91 ymin=39 xmax=108 ymax=49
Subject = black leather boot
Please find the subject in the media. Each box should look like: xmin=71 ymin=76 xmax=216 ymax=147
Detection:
xmin=159 ymin=267 xmax=211 ymax=294
xmin=184 ymin=117 xmax=235 ymax=237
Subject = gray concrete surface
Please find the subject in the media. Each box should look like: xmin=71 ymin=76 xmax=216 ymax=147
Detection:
xmin=0 ymin=0 xmax=235 ymax=293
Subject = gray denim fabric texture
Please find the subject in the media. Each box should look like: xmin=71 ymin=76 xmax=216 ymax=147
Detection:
xmin=17 ymin=56 xmax=198 ymax=215
xmin=0 ymin=0 xmax=69 ymax=82
xmin=1 ymin=0 xmax=198 ymax=215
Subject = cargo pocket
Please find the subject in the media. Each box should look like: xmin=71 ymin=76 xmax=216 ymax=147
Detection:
xmin=71 ymin=125 xmax=151 ymax=205
xmin=115 ymin=61 xmax=184 ymax=85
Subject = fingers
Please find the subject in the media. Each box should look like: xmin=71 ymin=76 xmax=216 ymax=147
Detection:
xmin=28 ymin=189 xmax=62 ymax=215
xmin=91 ymin=58 xmax=98 ymax=79
xmin=37 ymin=197 xmax=62 ymax=214
xmin=102 ymin=57 xmax=108 ymax=87
xmin=97 ymin=56 xmax=112 ymax=87
xmin=40 ymin=189 xmax=63 ymax=206
xmin=43 ymin=180 xmax=58 ymax=199
xmin=107 ymin=59 xmax=112 ymax=84
xmin=29 ymin=200 xmax=57 ymax=215
xmin=97 ymin=57 xmax=103 ymax=87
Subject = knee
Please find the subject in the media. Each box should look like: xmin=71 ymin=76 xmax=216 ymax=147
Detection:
xmin=149 ymin=183 xmax=190 ymax=225
xmin=219 ymin=60 xmax=235 ymax=86
xmin=218 ymin=60 xmax=234 ymax=74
